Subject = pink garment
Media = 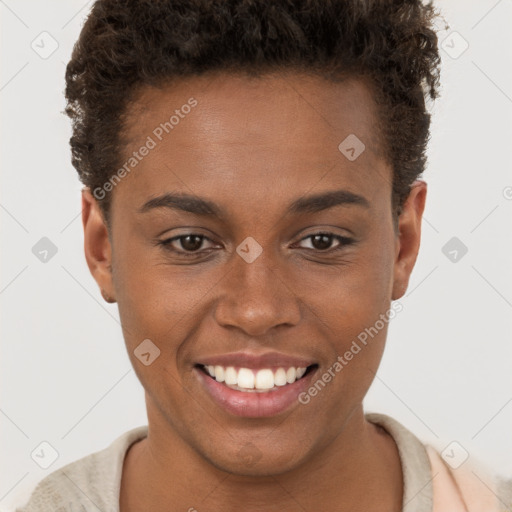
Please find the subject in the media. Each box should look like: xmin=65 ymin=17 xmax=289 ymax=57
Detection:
xmin=427 ymin=445 xmax=506 ymax=512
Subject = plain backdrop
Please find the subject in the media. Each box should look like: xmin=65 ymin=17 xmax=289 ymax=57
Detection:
xmin=1 ymin=1 xmax=511 ymax=510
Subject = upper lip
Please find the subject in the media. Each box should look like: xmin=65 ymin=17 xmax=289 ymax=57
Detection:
xmin=196 ymin=351 xmax=316 ymax=369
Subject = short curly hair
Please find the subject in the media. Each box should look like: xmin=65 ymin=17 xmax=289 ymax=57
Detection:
xmin=65 ymin=0 xmax=441 ymax=223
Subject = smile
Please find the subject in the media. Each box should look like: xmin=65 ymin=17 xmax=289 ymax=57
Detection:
xmin=202 ymin=364 xmax=311 ymax=392
xmin=195 ymin=358 xmax=319 ymax=417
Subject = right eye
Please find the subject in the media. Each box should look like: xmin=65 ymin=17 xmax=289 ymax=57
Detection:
xmin=158 ymin=234 xmax=216 ymax=255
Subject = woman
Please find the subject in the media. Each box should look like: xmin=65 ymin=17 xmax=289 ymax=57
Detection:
xmin=16 ymin=1 xmax=511 ymax=511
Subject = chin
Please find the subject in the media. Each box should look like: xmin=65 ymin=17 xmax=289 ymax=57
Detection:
xmin=207 ymin=449 xmax=305 ymax=478
xmin=189 ymin=432 xmax=309 ymax=477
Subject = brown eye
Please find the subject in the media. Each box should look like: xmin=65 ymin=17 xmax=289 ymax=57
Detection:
xmin=310 ymin=234 xmax=334 ymax=250
xmin=159 ymin=234 xmax=215 ymax=254
xmin=179 ymin=234 xmax=204 ymax=252
xmin=297 ymin=233 xmax=354 ymax=252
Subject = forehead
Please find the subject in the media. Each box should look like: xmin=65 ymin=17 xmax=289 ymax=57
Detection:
xmin=114 ymin=71 xmax=390 ymax=217
xmin=125 ymin=71 xmax=382 ymax=151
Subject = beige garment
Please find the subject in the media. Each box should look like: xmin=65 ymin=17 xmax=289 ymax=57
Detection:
xmin=14 ymin=413 xmax=512 ymax=512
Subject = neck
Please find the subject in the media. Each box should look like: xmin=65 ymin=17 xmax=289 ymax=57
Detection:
xmin=120 ymin=405 xmax=403 ymax=512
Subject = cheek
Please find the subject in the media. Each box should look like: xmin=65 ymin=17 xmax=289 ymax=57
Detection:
xmin=111 ymin=238 xmax=226 ymax=370
xmin=303 ymin=227 xmax=396 ymax=375
xmin=309 ymin=234 xmax=395 ymax=328
xmin=111 ymin=239 xmax=177 ymax=347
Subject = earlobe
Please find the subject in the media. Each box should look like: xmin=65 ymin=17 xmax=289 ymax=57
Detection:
xmin=391 ymin=181 xmax=427 ymax=300
xmin=81 ymin=188 xmax=116 ymax=303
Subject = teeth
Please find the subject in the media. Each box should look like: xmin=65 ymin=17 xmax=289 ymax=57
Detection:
xmin=286 ymin=367 xmax=297 ymax=384
xmin=237 ymin=368 xmax=255 ymax=389
xmin=255 ymin=369 xmax=274 ymax=389
xmin=204 ymin=365 xmax=309 ymax=391
xmin=214 ymin=365 xmax=225 ymax=383
xmin=224 ymin=366 xmax=237 ymax=385
xmin=274 ymin=368 xmax=287 ymax=386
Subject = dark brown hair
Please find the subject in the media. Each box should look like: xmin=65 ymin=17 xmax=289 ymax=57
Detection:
xmin=65 ymin=0 xmax=441 ymax=222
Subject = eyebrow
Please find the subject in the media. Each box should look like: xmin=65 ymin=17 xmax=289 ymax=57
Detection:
xmin=138 ymin=189 xmax=370 ymax=218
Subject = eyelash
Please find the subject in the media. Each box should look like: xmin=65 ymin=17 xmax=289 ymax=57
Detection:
xmin=158 ymin=232 xmax=354 ymax=257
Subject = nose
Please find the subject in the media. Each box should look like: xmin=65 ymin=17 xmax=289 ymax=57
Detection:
xmin=213 ymin=248 xmax=302 ymax=337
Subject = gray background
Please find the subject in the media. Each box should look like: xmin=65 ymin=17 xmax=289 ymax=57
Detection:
xmin=1 ymin=1 xmax=511 ymax=510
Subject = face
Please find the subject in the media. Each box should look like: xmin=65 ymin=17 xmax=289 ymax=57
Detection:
xmin=82 ymin=71 xmax=426 ymax=476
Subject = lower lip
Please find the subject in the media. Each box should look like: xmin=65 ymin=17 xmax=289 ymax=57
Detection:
xmin=195 ymin=366 xmax=317 ymax=418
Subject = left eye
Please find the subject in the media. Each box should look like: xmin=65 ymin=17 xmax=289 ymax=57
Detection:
xmin=296 ymin=233 xmax=352 ymax=251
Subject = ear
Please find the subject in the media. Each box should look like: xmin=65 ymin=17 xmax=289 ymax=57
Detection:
xmin=81 ymin=188 xmax=116 ymax=303
xmin=392 ymin=181 xmax=427 ymax=300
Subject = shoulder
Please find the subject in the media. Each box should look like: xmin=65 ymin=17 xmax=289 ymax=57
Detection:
xmin=425 ymin=445 xmax=512 ymax=512
xmin=14 ymin=426 xmax=148 ymax=512
xmin=366 ymin=412 xmax=511 ymax=512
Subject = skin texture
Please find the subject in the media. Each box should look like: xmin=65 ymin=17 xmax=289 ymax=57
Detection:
xmin=81 ymin=72 xmax=426 ymax=511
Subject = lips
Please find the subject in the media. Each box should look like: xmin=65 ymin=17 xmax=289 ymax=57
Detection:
xmin=197 ymin=351 xmax=315 ymax=369
xmin=194 ymin=351 xmax=318 ymax=417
